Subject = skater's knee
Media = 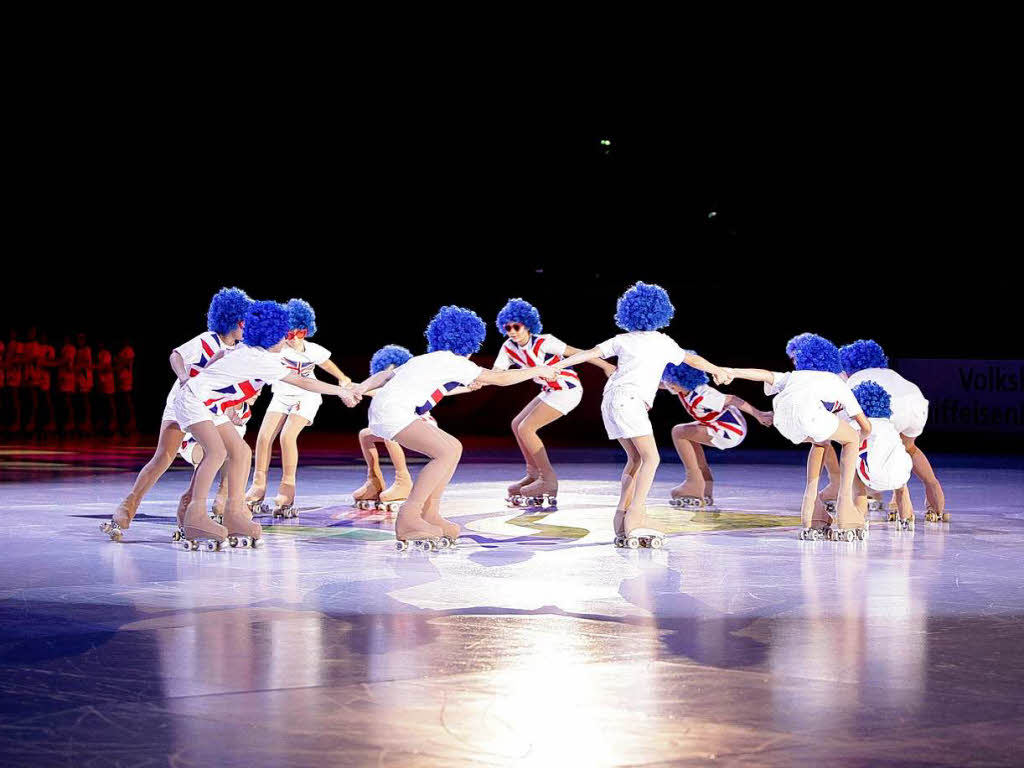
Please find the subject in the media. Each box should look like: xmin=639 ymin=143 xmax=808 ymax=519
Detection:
xmin=205 ymin=443 xmax=227 ymax=466
xmin=449 ymin=439 xmax=463 ymax=462
xmin=671 ymin=424 xmax=688 ymax=440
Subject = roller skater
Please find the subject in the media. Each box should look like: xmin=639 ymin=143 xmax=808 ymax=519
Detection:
xmin=366 ymin=306 xmax=557 ymax=550
xmin=551 ymin=282 xmax=731 ymax=548
xmin=724 ymin=335 xmax=872 ymax=541
xmin=661 ymin=357 xmax=772 ymax=512
xmin=168 ymin=300 xmax=362 ymax=550
xmin=492 ymin=298 xmax=615 ymax=509
xmin=101 ymin=288 xmax=253 ymax=541
xmin=840 ymin=339 xmax=948 ymax=522
xmin=245 ymin=299 xmax=350 ymax=519
xmin=848 ymin=380 xmax=915 ymax=532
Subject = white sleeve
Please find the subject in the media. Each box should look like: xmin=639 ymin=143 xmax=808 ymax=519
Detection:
xmin=698 ymin=386 xmax=728 ymax=411
xmin=764 ymin=371 xmax=789 ymax=396
xmin=456 ymin=356 xmax=484 ymax=385
xmin=839 ymin=384 xmax=863 ymax=418
xmin=667 ymin=338 xmax=690 ymax=366
xmin=597 ymin=337 xmax=619 ymax=359
xmin=173 ymin=334 xmax=205 ymax=365
xmin=540 ymin=335 xmax=568 ymax=357
xmin=492 ymin=345 xmax=512 ymax=371
xmin=308 ymin=342 xmax=331 ymax=365
xmin=258 ymin=352 xmax=291 ymax=382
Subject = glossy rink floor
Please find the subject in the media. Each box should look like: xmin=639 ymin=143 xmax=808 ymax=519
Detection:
xmin=1 ymin=451 xmax=1023 ymax=767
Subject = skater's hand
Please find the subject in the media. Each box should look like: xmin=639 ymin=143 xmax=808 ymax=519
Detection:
xmin=711 ymin=366 xmax=733 ymax=386
xmin=756 ymin=409 xmax=773 ymax=427
xmin=339 ymin=388 xmax=361 ymax=407
xmin=467 ymin=380 xmax=485 ymax=390
xmin=535 ymin=364 xmax=558 ymax=383
xmin=337 ymin=374 xmax=352 ymax=386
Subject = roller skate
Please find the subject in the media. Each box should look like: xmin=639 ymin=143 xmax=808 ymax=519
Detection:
xmin=924 ymin=505 xmax=951 ymax=523
xmin=505 ymin=470 xmax=539 ymax=506
xmin=224 ymin=507 xmax=262 ymax=549
xmin=100 ymin=493 xmax=138 ymax=541
xmin=377 ymin=473 xmax=411 ymax=515
xmin=895 ymin=513 xmax=915 ymax=532
xmin=244 ymin=475 xmax=266 ymax=515
xmin=798 ymin=527 xmax=829 ymax=541
xmin=614 ymin=510 xmax=666 ymax=549
xmin=798 ymin=498 xmax=833 ymax=541
xmin=828 ymin=517 xmax=870 ymax=543
xmin=352 ymin=474 xmax=384 ymax=511
xmin=394 ymin=515 xmax=446 ymax=552
xmin=171 ymin=492 xmax=190 ymax=542
xmin=209 ymin=483 xmax=227 ymax=525
xmin=177 ymin=507 xmax=227 ymax=552
xmin=513 ymin=477 xmax=558 ymax=508
xmin=669 ymin=495 xmax=705 ymax=510
xmin=270 ymin=482 xmax=298 ymax=518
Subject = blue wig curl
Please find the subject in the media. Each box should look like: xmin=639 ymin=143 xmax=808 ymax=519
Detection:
xmin=792 ymin=335 xmax=843 ymax=373
xmin=840 ymin=339 xmax=889 ymax=375
xmin=614 ymin=281 xmax=675 ymax=332
xmin=425 ymin=305 xmax=487 ymax=356
xmin=662 ymin=360 xmax=707 ymax=391
xmin=243 ymin=301 xmax=291 ymax=349
xmin=207 ymin=287 xmax=252 ymax=336
xmin=785 ymin=332 xmax=817 ymax=359
xmin=370 ymin=344 xmax=413 ymax=375
xmin=852 ymin=380 xmax=893 ymax=419
xmin=495 ymin=298 xmax=543 ymax=335
xmin=286 ymin=298 xmax=317 ymax=338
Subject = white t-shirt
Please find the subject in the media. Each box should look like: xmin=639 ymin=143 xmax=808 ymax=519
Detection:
xmin=493 ymin=333 xmax=580 ymax=392
xmin=185 ymin=344 xmax=290 ymax=416
xmin=372 ymin=351 xmax=483 ymax=417
xmin=846 ymin=368 xmax=925 ymax=412
xmin=272 ymin=340 xmax=331 ymax=397
xmin=765 ymin=370 xmax=863 ymax=418
xmin=175 ymin=331 xmax=231 ymax=378
xmin=598 ymin=331 xmax=690 ymax=407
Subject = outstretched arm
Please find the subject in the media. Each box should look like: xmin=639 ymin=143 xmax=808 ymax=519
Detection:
xmin=552 ymin=346 xmax=603 ymax=369
xmin=724 ymin=367 xmax=776 ymax=385
xmin=280 ymin=373 xmax=349 ymax=396
xmin=564 ymin=345 xmax=615 ymax=376
xmin=319 ymin=359 xmax=351 ymax=386
xmin=350 ymin=369 xmax=394 ymax=396
xmin=725 ymin=394 xmax=773 ymax=427
xmin=681 ymin=352 xmax=732 ymax=385
xmin=475 ymin=365 xmax=557 ymax=387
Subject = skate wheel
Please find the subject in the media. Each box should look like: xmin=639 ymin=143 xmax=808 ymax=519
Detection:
xmin=668 ymin=498 xmax=681 ymax=508
xmin=627 ymin=537 xmax=639 ymax=549
xmin=227 ymin=536 xmax=238 ymax=548
xmin=887 ymin=512 xmax=898 ymax=522
xmin=941 ymin=513 xmax=951 ymax=523
xmin=843 ymin=530 xmax=855 ymax=542
xmin=436 ymin=537 xmax=450 ymax=549
xmin=546 ymin=497 xmax=557 ymax=507
xmin=395 ymin=540 xmax=408 ymax=552
xmin=650 ymin=536 xmax=664 ymax=549
xmin=172 ymin=530 xmax=181 ymax=542
xmin=204 ymin=539 xmax=219 ymax=552
xmin=180 ymin=540 xmax=192 ymax=551
xmin=613 ymin=536 xmax=624 ymax=548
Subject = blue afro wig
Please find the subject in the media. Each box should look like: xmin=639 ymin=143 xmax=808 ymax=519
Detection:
xmin=840 ymin=339 xmax=889 ymax=375
xmin=495 ymin=298 xmax=543 ymax=335
xmin=852 ymin=380 xmax=893 ymax=418
xmin=785 ymin=332 xmax=817 ymax=359
xmin=425 ymin=305 xmax=487 ymax=356
xmin=662 ymin=360 xmax=708 ymax=391
xmin=615 ymin=282 xmax=675 ymax=332
xmin=792 ymin=335 xmax=843 ymax=373
xmin=243 ymin=301 xmax=291 ymax=349
xmin=370 ymin=344 xmax=413 ymax=375
xmin=286 ymin=298 xmax=317 ymax=338
xmin=207 ymin=287 xmax=252 ymax=336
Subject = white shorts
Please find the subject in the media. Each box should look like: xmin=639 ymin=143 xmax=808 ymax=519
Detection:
xmin=161 ymin=382 xmax=181 ymax=424
xmin=857 ymin=437 xmax=913 ymax=492
xmin=893 ymin=394 xmax=929 ymax=439
xmin=538 ymin=385 xmax=583 ymax=416
xmin=178 ymin=421 xmax=246 ymax=466
xmin=267 ymin=390 xmax=322 ymax=425
xmin=601 ymin=387 xmax=652 ymax=440
xmin=772 ymin=392 xmax=839 ymax=445
xmin=173 ymin=384 xmax=214 ymax=430
xmin=702 ymin=406 xmax=748 ymax=450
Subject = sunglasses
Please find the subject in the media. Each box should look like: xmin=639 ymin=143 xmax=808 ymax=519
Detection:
xmin=286 ymin=329 xmax=309 ymax=340
xmin=504 ymin=323 xmax=523 ymax=333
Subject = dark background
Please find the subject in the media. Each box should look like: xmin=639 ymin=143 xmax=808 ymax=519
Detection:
xmin=4 ymin=77 xmax=1019 ymax=453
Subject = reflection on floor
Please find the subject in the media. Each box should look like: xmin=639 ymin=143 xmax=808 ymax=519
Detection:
xmin=1 ymin=450 xmax=1023 ymax=766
